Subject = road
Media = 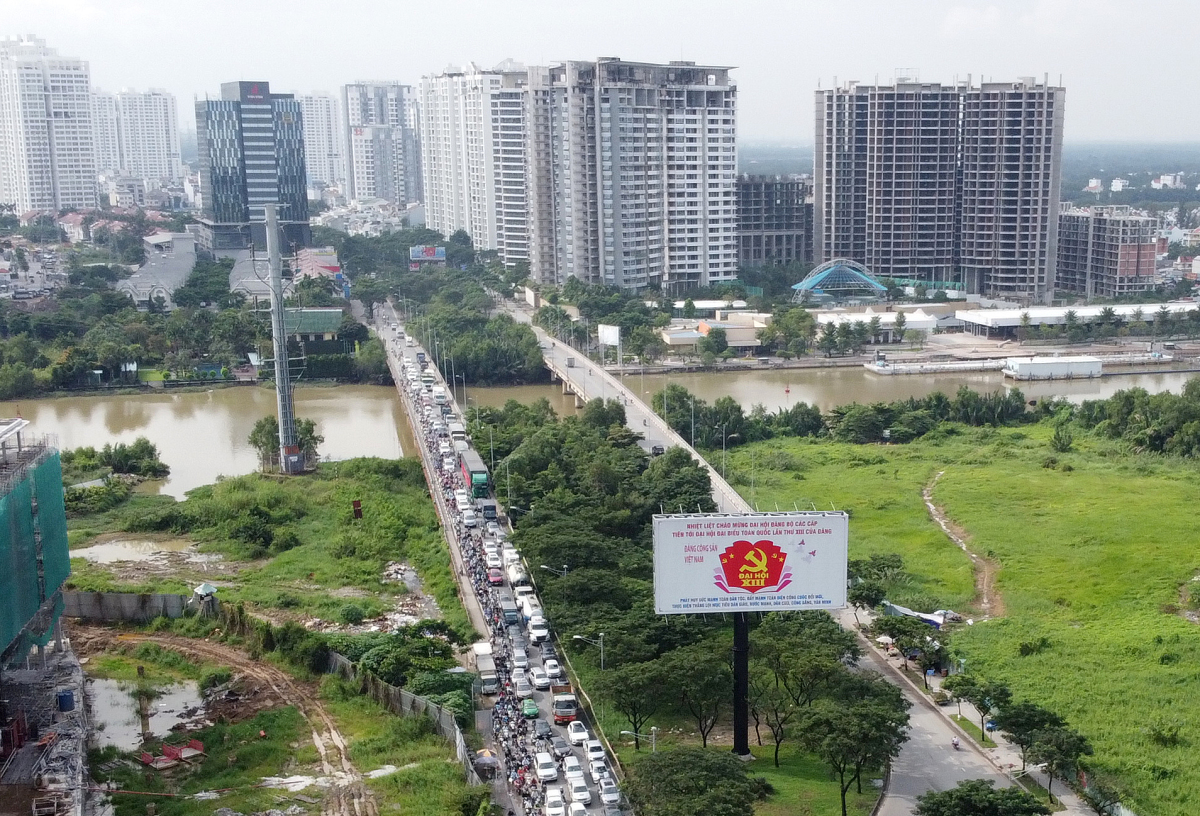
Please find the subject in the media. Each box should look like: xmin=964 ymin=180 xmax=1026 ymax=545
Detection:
xmin=495 ymin=294 xmax=1028 ymax=814
xmin=374 ymin=303 xmax=620 ymax=815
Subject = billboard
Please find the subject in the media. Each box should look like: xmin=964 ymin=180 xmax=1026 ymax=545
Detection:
xmin=598 ymin=323 xmax=621 ymax=346
xmin=653 ymin=512 xmax=848 ymax=614
xmin=409 ymin=245 xmax=447 ymax=262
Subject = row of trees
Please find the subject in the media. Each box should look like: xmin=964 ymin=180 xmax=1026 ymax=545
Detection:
xmin=651 ymin=383 xmax=1043 ymax=451
xmin=1019 ymin=304 xmax=1200 ymax=343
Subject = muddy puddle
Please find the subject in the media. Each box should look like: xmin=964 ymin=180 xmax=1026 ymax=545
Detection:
xmin=72 ymin=538 xmax=197 ymax=564
xmin=86 ymin=678 xmax=206 ymax=751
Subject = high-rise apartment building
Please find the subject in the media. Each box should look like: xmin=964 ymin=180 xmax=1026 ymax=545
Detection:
xmin=815 ymin=77 xmax=1064 ymax=303
xmin=92 ymin=88 xmax=182 ymax=185
xmin=297 ymin=92 xmax=344 ymax=190
xmin=195 ymin=81 xmax=309 ymax=250
xmin=343 ymin=82 xmax=420 ymax=205
xmin=419 ymin=61 xmax=527 ymax=264
xmin=91 ymin=91 xmax=121 ymax=174
xmin=737 ymin=174 xmax=812 ymax=268
xmin=114 ymin=88 xmax=182 ymax=184
xmin=0 ymin=36 xmax=96 ymax=211
xmin=527 ymin=59 xmax=738 ymax=290
xmin=1057 ymin=205 xmax=1158 ymax=299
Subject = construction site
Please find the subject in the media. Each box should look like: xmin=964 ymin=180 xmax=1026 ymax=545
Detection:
xmin=0 ymin=419 xmax=80 ymax=816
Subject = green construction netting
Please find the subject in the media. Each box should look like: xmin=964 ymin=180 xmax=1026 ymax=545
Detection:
xmin=0 ymin=455 xmax=72 ymax=656
xmin=36 ymin=454 xmax=71 ymax=598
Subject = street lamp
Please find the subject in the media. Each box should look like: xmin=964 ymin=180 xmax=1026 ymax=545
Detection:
xmin=572 ymin=633 xmax=605 ymax=670
xmin=619 ymin=727 xmax=658 ymax=752
xmin=540 ymin=564 xmax=569 ymax=577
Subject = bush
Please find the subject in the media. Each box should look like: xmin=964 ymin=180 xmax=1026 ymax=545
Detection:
xmin=339 ymin=604 xmax=366 ymax=625
xmin=199 ymin=667 xmax=232 ymax=692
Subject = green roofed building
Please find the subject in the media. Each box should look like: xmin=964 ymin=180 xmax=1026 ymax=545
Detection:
xmin=284 ymin=307 xmax=344 ymax=342
xmin=0 ymin=419 xmax=71 ymax=664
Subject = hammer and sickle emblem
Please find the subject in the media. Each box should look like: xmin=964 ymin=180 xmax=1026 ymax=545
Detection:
xmin=744 ymin=549 xmax=767 ymax=572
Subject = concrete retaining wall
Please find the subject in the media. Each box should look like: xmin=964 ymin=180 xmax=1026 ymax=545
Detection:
xmin=62 ymin=591 xmax=201 ymax=622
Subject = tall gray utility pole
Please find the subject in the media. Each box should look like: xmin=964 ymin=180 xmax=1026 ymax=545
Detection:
xmin=265 ymin=205 xmax=302 ymax=473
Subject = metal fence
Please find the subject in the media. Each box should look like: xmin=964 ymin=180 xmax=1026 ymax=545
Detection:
xmin=327 ymin=651 xmax=481 ymax=786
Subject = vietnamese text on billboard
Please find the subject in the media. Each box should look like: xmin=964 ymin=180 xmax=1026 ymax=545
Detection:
xmin=652 ymin=512 xmax=848 ymax=614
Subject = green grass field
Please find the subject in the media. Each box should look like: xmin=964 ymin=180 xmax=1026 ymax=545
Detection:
xmin=733 ymin=423 xmax=1200 ymax=816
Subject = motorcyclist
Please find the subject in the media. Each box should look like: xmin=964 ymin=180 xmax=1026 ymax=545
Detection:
xmin=951 ymin=737 xmax=960 ymax=750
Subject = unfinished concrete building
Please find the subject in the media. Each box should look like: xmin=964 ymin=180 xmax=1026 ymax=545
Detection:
xmin=736 ymin=174 xmax=813 ymax=268
xmin=0 ymin=419 xmax=81 ymax=816
xmin=1057 ymin=205 xmax=1159 ymax=299
xmin=815 ymin=77 xmax=1065 ymax=304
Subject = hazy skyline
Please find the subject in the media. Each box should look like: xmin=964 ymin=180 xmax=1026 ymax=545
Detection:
xmin=2 ymin=0 xmax=1196 ymax=143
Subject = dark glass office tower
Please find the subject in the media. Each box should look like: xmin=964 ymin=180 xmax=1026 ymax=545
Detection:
xmin=196 ymin=81 xmax=310 ymax=251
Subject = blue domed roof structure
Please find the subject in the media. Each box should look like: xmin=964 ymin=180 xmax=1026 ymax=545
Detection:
xmin=792 ymin=259 xmax=887 ymax=303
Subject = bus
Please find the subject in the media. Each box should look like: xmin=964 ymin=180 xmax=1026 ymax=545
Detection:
xmin=459 ymin=449 xmax=489 ymax=498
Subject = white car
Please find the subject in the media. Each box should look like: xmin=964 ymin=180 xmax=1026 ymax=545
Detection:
xmin=462 ymin=509 xmax=478 ymax=527
xmin=529 ymin=666 xmax=551 ymax=690
xmin=567 ymin=804 xmax=587 ymax=816
xmin=544 ymin=787 xmax=566 ymax=816
xmin=485 ymin=552 xmax=503 ymax=569
xmin=568 ymin=778 xmax=591 ymax=805
xmin=590 ymin=759 xmax=611 ymax=783
xmin=536 ymin=753 xmax=558 ymax=783
xmin=454 ymin=489 xmax=470 ymax=503
xmin=513 ymin=672 xmax=534 ymax=698
xmin=544 ymin=658 xmax=563 ymax=682
xmin=585 ymin=739 xmax=606 ymax=765
xmin=486 ymin=521 xmax=502 ymax=536
xmin=567 ymin=721 xmax=589 ymax=745
xmin=442 ymin=455 xmax=457 ymax=471
xmin=563 ymin=755 xmax=584 ymax=783
xmin=456 ymin=496 xmax=471 ymax=512
xmin=483 ymin=539 xmax=501 ymax=555
xmin=512 ymin=647 xmax=529 ymax=670
xmin=598 ymin=777 xmax=620 ymax=805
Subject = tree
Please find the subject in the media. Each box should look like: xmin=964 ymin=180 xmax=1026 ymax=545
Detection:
xmin=1079 ymin=778 xmax=1123 ymax=816
xmin=914 ymin=779 xmax=1051 ymax=816
xmin=664 ymin=644 xmax=730 ymax=747
xmin=596 ymin=661 xmax=666 ymax=750
xmin=248 ymin=415 xmax=324 ymax=470
xmin=961 ymin=680 xmax=1012 ymax=737
xmin=1019 ymin=311 xmax=1032 ymax=341
xmin=940 ymin=674 xmax=977 ymax=717
xmin=682 ymin=298 xmax=697 ymax=319
xmin=872 ymin=615 xmax=934 ymax=671
xmin=624 ymin=747 xmax=756 ymax=816
xmin=994 ymin=702 xmax=1065 ymax=769
xmin=848 ymin=580 xmax=886 ymax=624
xmin=753 ymin=669 xmax=797 ymax=767
xmin=892 ymin=311 xmax=906 ymax=340
xmin=1027 ymin=727 xmax=1092 ymax=802
xmin=904 ymin=329 xmax=927 ymax=349
xmin=700 ymin=327 xmax=728 ymax=355
xmin=799 ymin=676 xmax=910 ymax=816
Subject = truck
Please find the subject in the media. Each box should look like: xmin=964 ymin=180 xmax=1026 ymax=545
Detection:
xmin=498 ymin=590 xmax=520 ymax=625
xmin=459 ymin=449 xmax=490 ymax=498
xmin=476 ymin=654 xmax=498 ymax=694
xmin=432 ymin=386 xmax=446 ymax=405
xmin=479 ymin=500 xmax=497 ymax=521
xmin=448 ymin=422 xmax=467 ymax=443
xmin=416 ymin=351 xmax=426 ymax=364
xmin=552 ymin=693 xmax=579 ymax=724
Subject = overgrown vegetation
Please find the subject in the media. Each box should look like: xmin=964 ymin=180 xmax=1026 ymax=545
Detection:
xmin=738 ymin=392 xmax=1200 ymax=816
xmin=66 ymin=458 xmax=472 ymax=637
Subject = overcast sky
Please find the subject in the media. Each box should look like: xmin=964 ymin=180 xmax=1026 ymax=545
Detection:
xmin=3 ymin=0 xmax=1196 ymax=143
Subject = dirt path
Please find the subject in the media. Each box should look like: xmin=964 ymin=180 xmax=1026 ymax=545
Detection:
xmin=923 ymin=471 xmax=1005 ymax=619
xmin=83 ymin=628 xmax=378 ymax=816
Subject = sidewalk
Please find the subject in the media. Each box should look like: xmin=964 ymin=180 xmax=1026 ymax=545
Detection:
xmin=846 ymin=609 xmax=1090 ymax=815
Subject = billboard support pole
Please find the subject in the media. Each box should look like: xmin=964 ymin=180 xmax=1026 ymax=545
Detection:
xmin=732 ymin=611 xmax=751 ymax=756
